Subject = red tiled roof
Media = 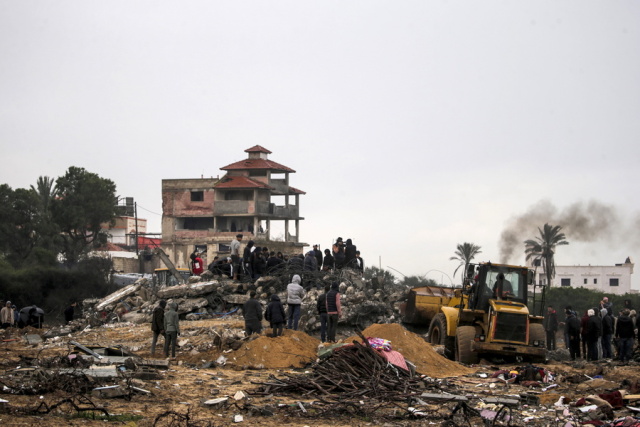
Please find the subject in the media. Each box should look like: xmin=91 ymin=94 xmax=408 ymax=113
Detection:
xmin=214 ymin=175 xmax=274 ymax=190
xmin=288 ymin=186 xmax=306 ymax=195
xmin=245 ymin=145 xmax=272 ymax=154
xmin=220 ymin=158 xmax=295 ymax=173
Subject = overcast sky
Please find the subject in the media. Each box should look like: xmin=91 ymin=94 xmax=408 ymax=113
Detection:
xmin=1 ymin=2 xmax=639 ymax=289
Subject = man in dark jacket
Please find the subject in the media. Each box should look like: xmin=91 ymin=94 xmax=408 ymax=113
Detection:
xmin=616 ymin=309 xmax=636 ymax=362
xmin=265 ymin=294 xmax=286 ymax=337
xmin=586 ymin=309 xmax=602 ymax=361
xmin=64 ymin=302 xmax=76 ymax=324
xmin=344 ymin=239 xmax=357 ymax=268
xmin=317 ymin=285 xmax=330 ymax=343
xmin=600 ymin=308 xmax=614 ymax=359
xmin=313 ymin=245 xmax=323 ymax=271
xmin=565 ymin=308 xmax=582 ymax=360
xmin=322 ymin=249 xmax=334 ymax=272
xmin=151 ymin=300 xmax=166 ymax=356
xmin=326 ymin=282 xmax=342 ymax=343
xmin=266 ymin=251 xmax=284 ymax=273
xmin=243 ymin=291 xmax=263 ymax=336
xmin=543 ymin=306 xmax=559 ymax=350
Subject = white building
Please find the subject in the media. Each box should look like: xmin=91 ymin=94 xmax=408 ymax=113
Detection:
xmin=544 ymin=258 xmax=635 ymax=295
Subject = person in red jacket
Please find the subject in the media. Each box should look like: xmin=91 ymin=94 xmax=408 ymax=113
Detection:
xmin=191 ymin=253 xmax=204 ymax=276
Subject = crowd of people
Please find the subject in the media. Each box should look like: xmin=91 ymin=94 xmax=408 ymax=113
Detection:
xmin=141 ymin=236 xmax=363 ymax=355
xmin=550 ymin=297 xmax=638 ymax=363
xmin=190 ymin=235 xmax=365 ymax=287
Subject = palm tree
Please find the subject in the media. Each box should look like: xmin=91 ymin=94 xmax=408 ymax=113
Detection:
xmin=450 ymin=242 xmax=482 ymax=282
xmin=524 ymin=223 xmax=569 ymax=287
xmin=30 ymin=176 xmax=58 ymax=213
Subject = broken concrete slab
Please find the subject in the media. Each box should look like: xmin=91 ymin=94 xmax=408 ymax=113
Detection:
xmin=92 ymin=385 xmax=126 ymax=398
xmin=96 ymin=283 xmax=141 ymax=311
xmin=24 ymin=334 xmax=43 ymax=345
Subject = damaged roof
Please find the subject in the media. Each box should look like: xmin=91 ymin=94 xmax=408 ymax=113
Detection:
xmin=213 ymin=175 xmax=274 ymax=190
xmin=220 ymin=158 xmax=295 ymax=173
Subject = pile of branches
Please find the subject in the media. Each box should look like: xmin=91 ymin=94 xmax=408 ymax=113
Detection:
xmin=252 ymin=332 xmax=439 ymax=401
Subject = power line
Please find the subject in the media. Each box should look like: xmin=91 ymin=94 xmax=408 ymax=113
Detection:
xmin=136 ymin=204 xmax=162 ymax=216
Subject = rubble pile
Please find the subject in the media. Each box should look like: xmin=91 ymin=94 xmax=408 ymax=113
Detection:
xmin=82 ymin=269 xmax=408 ymax=336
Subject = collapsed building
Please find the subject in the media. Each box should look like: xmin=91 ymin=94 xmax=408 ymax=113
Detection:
xmin=161 ymin=145 xmax=307 ymax=272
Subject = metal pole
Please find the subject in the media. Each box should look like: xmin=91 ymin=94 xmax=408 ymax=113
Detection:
xmin=134 ymin=202 xmax=139 ymax=256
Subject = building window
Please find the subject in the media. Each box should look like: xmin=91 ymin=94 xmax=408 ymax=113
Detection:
xmin=191 ymin=191 xmax=204 ymax=202
xmin=219 ymin=244 xmax=230 ymax=253
xmin=583 ymin=278 xmax=587 ymax=284
xmin=594 ymin=278 xmax=597 ymax=284
xmin=561 ymin=278 xmax=571 ymax=287
xmin=176 ymin=217 xmax=213 ymax=230
xmin=610 ymin=278 xmax=619 ymax=287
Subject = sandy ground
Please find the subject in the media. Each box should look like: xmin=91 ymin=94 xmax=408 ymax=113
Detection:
xmin=1 ymin=318 xmax=639 ymax=426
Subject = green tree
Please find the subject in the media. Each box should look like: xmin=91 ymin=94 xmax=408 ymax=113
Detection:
xmin=0 ymin=185 xmax=41 ymax=267
xmin=449 ymin=242 xmax=482 ymax=282
xmin=524 ymin=223 xmax=569 ymax=287
xmin=51 ymin=167 xmax=117 ymax=265
xmin=363 ymin=266 xmax=397 ymax=285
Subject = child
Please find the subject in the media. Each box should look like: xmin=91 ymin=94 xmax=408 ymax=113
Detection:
xmin=265 ymin=294 xmax=286 ymax=337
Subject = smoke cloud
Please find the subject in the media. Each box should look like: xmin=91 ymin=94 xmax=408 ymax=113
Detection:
xmin=499 ymin=200 xmax=623 ymax=264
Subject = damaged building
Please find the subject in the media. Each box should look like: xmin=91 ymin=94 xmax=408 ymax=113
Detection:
xmin=161 ymin=145 xmax=306 ymax=269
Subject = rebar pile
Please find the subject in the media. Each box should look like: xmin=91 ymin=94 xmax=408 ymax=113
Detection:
xmin=252 ymin=339 xmax=433 ymax=402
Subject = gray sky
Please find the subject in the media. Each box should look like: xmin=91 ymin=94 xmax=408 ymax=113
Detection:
xmin=1 ymin=1 xmax=639 ymax=288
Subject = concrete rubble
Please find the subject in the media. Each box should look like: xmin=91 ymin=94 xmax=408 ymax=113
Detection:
xmin=78 ymin=269 xmax=408 ymax=336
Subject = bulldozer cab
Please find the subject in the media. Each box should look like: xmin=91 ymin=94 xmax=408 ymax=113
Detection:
xmin=470 ymin=263 xmax=529 ymax=312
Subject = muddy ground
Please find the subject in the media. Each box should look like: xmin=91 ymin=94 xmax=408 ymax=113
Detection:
xmin=1 ymin=317 xmax=639 ymax=426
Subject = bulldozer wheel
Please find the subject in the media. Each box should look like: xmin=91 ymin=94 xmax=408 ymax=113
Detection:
xmin=428 ymin=313 xmax=447 ymax=345
xmin=529 ymin=323 xmax=547 ymax=363
xmin=456 ymin=325 xmax=479 ymax=365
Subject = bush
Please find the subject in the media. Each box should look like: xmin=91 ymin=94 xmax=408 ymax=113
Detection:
xmin=0 ymin=257 xmax=117 ymax=322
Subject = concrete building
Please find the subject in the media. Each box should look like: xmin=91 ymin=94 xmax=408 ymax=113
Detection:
xmin=542 ymin=258 xmax=635 ymax=295
xmin=161 ymin=145 xmax=306 ymax=269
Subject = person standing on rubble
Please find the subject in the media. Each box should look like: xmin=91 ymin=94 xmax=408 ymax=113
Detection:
xmin=265 ymin=294 xmax=286 ymax=337
xmin=354 ymin=251 xmax=364 ymax=272
xmin=243 ymin=291 xmax=263 ymax=336
xmin=615 ymin=308 xmax=636 ymax=363
xmin=243 ymin=240 xmax=255 ymax=279
xmin=286 ymin=274 xmax=305 ymax=330
xmin=313 ymin=245 xmax=322 ymax=271
xmin=332 ymin=237 xmax=345 ymax=269
xmin=543 ymin=306 xmax=558 ymax=351
xmin=191 ymin=252 xmax=204 ymax=276
xmin=230 ymin=234 xmax=243 ymax=281
xmin=303 ymin=251 xmax=318 ymax=289
xmin=585 ymin=308 xmax=602 ymax=361
xmin=326 ymin=282 xmax=342 ymax=343
xmin=344 ymin=239 xmax=357 ymax=268
xmin=601 ymin=308 xmax=614 ymax=359
xmin=163 ymin=302 xmax=180 ymax=359
xmin=565 ymin=308 xmax=581 ymax=360
xmin=64 ymin=302 xmax=77 ymax=324
xmin=151 ymin=300 xmax=167 ymax=356
xmin=322 ymin=248 xmax=334 ymax=272
xmin=317 ymin=284 xmax=330 ymax=343
xmin=1 ymin=301 xmax=14 ymax=329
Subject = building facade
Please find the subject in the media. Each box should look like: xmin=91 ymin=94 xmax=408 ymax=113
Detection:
xmin=161 ymin=145 xmax=306 ymax=269
xmin=541 ymin=258 xmax=635 ymax=295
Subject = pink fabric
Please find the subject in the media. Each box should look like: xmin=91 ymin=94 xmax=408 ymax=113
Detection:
xmin=376 ymin=349 xmax=409 ymax=371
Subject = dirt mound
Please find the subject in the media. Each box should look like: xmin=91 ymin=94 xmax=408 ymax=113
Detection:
xmin=347 ymin=323 xmax=473 ymax=378
xmin=230 ymin=330 xmax=320 ymax=369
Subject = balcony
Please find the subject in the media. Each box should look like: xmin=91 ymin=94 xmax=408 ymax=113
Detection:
xmin=213 ymin=200 xmax=299 ymax=218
